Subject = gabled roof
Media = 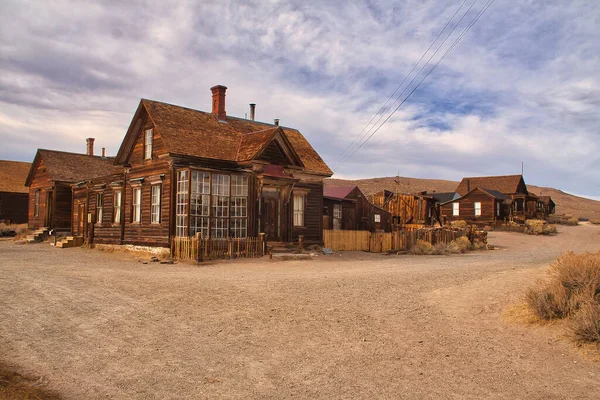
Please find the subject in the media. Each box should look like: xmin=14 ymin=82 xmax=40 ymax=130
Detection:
xmin=116 ymin=99 xmax=331 ymax=175
xmin=323 ymin=186 xmax=356 ymax=200
xmin=456 ymin=175 xmax=526 ymax=196
xmin=25 ymin=150 xmax=120 ymax=186
xmin=429 ymin=192 xmax=459 ymax=204
xmin=0 ymin=160 xmax=31 ymax=193
xmin=539 ymin=196 xmax=555 ymax=206
xmin=440 ymin=187 xmax=511 ymax=205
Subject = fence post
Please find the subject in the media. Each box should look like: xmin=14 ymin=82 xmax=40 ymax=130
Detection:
xmin=298 ymin=235 xmax=304 ymax=253
xmin=259 ymin=233 xmax=266 ymax=256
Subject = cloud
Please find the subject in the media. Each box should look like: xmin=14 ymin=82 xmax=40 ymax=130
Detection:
xmin=0 ymin=0 xmax=599 ymax=197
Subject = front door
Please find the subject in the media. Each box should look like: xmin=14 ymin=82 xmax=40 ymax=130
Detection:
xmin=262 ymin=196 xmax=280 ymax=241
xmin=45 ymin=190 xmax=54 ymax=228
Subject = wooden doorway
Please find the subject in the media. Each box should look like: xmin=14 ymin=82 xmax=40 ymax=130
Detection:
xmin=76 ymin=203 xmax=85 ymax=236
xmin=45 ymin=190 xmax=54 ymax=228
xmin=261 ymin=196 xmax=280 ymax=241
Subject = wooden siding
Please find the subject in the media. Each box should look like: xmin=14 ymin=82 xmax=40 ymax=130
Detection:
xmin=290 ymin=182 xmax=323 ymax=244
xmin=439 ymin=188 xmax=505 ymax=224
xmin=0 ymin=192 xmax=28 ymax=224
xmin=371 ymin=192 xmax=435 ymax=226
xmin=27 ymin=159 xmax=72 ymax=231
xmin=259 ymin=141 xmax=288 ymax=165
xmin=126 ymin=114 xmax=168 ymax=167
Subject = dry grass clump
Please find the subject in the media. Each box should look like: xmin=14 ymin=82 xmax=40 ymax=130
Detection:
xmin=0 ymin=362 xmax=61 ymax=399
xmin=524 ymin=219 xmax=557 ymax=235
xmin=547 ymin=214 xmax=579 ymax=226
xmin=590 ymin=219 xmax=600 ymax=225
xmin=0 ymin=223 xmax=29 ymax=238
xmin=449 ymin=220 xmax=468 ymax=229
xmin=411 ymin=236 xmax=473 ymax=255
xmin=526 ymin=251 xmax=600 ymax=345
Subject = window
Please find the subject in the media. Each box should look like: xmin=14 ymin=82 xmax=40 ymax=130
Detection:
xmin=144 ymin=128 xmax=153 ymax=159
xmin=34 ymin=190 xmax=40 ymax=217
xmin=132 ymin=187 xmax=141 ymax=223
xmin=211 ymin=174 xmax=230 ymax=238
xmin=114 ymin=190 xmax=122 ymax=223
xmin=176 ymin=170 xmax=189 ymax=237
xmin=496 ymin=202 xmax=500 ymax=216
xmin=230 ymin=175 xmax=248 ymax=238
xmin=333 ymin=204 xmax=342 ymax=230
xmin=96 ymin=193 xmax=103 ymax=224
xmin=474 ymin=202 xmax=481 ymax=216
xmin=374 ymin=213 xmax=381 ymax=222
xmin=151 ymin=185 xmax=161 ymax=224
xmin=190 ymin=171 xmax=209 ymax=238
xmin=293 ymin=193 xmax=305 ymax=227
xmin=452 ymin=203 xmax=459 ymax=216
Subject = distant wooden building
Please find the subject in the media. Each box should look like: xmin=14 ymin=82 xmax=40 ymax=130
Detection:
xmin=323 ymin=186 xmax=391 ymax=232
xmin=0 ymin=160 xmax=31 ymax=224
xmin=455 ymin=175 xmax=545 ymax=222
xmin=537 ymin=196 xmax=556 ymax=216
xmin=24 ymin=144 xmax=119 ymax=232
xmin=439 ymin=187 xmax=512 ymax=224
xmin=370 ymin=190 xmax=438 ymax=227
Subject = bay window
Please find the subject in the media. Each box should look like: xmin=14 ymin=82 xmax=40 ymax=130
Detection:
xmin=190 ymin=171 xmax=209 ymax=238
xmin=176 ymin=170 xmax=189 ymax=237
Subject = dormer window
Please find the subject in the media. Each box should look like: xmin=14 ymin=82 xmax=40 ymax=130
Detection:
xmin=144 ymin=128 xmax=153 ymax=160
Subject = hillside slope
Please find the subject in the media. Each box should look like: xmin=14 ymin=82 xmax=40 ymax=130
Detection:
xmin=325 ymin=176 xmax=600 ymax=220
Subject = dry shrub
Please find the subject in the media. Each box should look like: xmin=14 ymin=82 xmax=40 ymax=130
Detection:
xmin=411 ymin=240 xmax=434 ymax=255
xmin=590 ymin=219 xmax=600 ymax=225
xmin=0 ymin=362 xmax=61 ymax=399
xmin=526 ymin=251 xmax=600 ymax=344
xmin=547 ymin=214 xmax=579 ymax=226
xmin=524 ymin=219 xmax=557 ymax=235
xmin=450 ymin=220 xmax=468 ymax=229
xmin=451 ymin=236 xmax=472 ymax=253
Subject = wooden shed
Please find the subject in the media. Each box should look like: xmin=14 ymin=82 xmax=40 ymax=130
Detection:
xmin=323 ymin=186 xmax=391 ymax=232
xmin=0 ymin=160 xmax=31 ymax=224
xmin=439 ymin=187 xmax=511 ymax=225
xmin=370 ymin=190 xmax=438 ymax=227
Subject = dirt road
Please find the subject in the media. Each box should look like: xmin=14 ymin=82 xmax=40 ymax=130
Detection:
xmin=1 ymin=225 xmax=600 ymax=399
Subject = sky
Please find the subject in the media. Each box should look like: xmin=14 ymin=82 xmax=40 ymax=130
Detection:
xmin=1 ymin=0 xmax=599 ymax=198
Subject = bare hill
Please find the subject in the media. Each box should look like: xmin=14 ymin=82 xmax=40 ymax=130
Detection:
xmin=325 ymin=176 xmax=600 ymax=220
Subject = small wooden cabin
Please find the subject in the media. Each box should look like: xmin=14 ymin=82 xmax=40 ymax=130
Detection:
xmin=323 ymin=186 xmax=391 ymax=232
xmin=439 ymin=187 xmax=511 ymax=225
xmin=370 ymin=190 xmax=438 ymax=226
xmin=72 ymin=85 xmax=333 ymax=247
xmin=537 ymin=196 xmax=556 ymax=217
xmin=455 ymin=175 xmax=544 ymax=221
xmin=0 ymin=160 xmax=31 ymax=224
xmin=24 ymin=145 xmax=118 ymax=232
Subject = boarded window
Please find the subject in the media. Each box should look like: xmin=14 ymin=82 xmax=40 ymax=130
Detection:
xmin=474 ymin=202 xmax=481 ymax=216
xmin=453 ymin=203 xmax=459 ymax=216
xmin=132 ymin=187 xmax=141 ymax=223
xmin=151 ymin=185 xmax=161 ymax=224
xmin=114 ymin=190 xmax=122 ymax=223
xmin=96 ymin=193 xmax=103 ymax=224
xmin=293 ymin=194 xmax=305 ymax=227
xmin=176 ymin=170 xmax=189 ymax=237
xmin=144 ymin=128 xmax=153 ymax=160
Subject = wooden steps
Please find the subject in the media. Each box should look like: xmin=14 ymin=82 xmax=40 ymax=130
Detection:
xmin=55 ymin=236 xmax=84 ymax=248
xmin=25 ymin=227 xmax=50 ymax=243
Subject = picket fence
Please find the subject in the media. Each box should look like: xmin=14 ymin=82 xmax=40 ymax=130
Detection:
xmin=323 ymin=227 xmax=469 ymax=253
xmin=171 ymin=235 xmax=265 ymax=261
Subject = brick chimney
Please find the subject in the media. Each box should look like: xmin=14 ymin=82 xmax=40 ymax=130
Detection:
xmin=86 ymin=138 xmax=95 ymax=156
xmin=210 ymin=85 xmax=227 ymax=120
xmin=249 ymin=103 xmax=256 ymax=121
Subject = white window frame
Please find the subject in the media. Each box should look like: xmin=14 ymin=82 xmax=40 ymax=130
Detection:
xmin=474 ymin=202 xmax=481 ymax=216
xmin=452 ymin=203 xmax=460 ymax=216
xmin=496 ymin=201 xmax=500 ymax=216
xmin=151 ymin=185 xmax=161 ymax=224
xmin=176 ymin=170 xmax=189 ymax=237
xmin=132 ymin=187 xmax=141 ymax=223
xmin=114 ymin=190 xmax=122 ymax=223
xmin=144 ymin=128 xmax=153 ymax=160
xmin=374 ymin=213 xmax=381 ymax=223
xmin=293 ymin=193 xmax=305 ymax=227
xmin=211 ymin=174 xmax=230 ymax=239
xmin=332 ymin=204 xmax=342 ymax=230
xmin=230 ymin=175 xmax=248 ymax=238
xmin=96 ymin=192 xmax=103 ymax=224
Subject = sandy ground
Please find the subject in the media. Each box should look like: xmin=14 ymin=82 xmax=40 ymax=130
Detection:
xmin=1 ymin=225 xmax=600 ymax=399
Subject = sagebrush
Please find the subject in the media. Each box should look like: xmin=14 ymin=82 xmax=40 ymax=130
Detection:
xmin=524 ymin=219 xmax=557 ymax=235
xmin=526 ymin=251 xmax=600 ymax=345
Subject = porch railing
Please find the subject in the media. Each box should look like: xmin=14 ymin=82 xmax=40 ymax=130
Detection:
xmin=171 ymin=234 xmax=265 ymax=261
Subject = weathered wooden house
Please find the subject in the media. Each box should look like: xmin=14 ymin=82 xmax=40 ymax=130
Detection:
xmin=323 ymin=186 xmax=391 ymax=232
xmin=72 ymin=85 xmax=332 ymax=247
xmin=370 ymin=190 xmax=438 ymax=227
xmin=537 ymin=196 xmax=556 ymax=216
xmin=25 ymin=144 xmax=118 ymax=232
xmin=439 ymin=187 xmax=512 ymax=224
xmin=0 ymin=160 xmax=31 ymax=224
xmin=455 ymin=175 xmax=543 ymax=221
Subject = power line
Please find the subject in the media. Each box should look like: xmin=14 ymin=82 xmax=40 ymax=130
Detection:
xmin=333 ymin=0 xmax=469 ymax=165
xmin=335 ymin=0 xmax=495 ymax=170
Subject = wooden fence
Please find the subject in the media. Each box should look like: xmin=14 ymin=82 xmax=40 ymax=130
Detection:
xmin=171 ymin=235 xmax=265 ymax=261
xmin=323 ymin=228 xmax=469 ymax=253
